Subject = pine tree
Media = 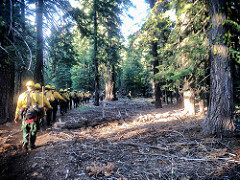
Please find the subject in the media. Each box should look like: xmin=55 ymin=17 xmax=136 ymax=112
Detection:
xmin=204 ymin=0 xmax=235 ymax=135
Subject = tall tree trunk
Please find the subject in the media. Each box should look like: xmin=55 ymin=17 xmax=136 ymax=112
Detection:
xmin=0 ymin=62 xmax=14 ymax=123
xmin=204 ymin=0 xmax=234 ymax=135
xmin=149 ymin=0 xmax=162 ymax=108
xmin=111 ymin=62 xmax=117 ymax=100
xmin=183 ymin=77 xmax=195 ymax=116
xmin=0 ymin=0 xmax=15 ymax=123
xmin=93 ymin=0 xmax=100 ymax=106
xmin=164 ymin=88 xmax=168 ymax=104
xmin=105 ymin=65 xmax=113 ymax=101
xmin=34 ymin=0 xmax=44 ymax=84
xmin=175 ymin=87 xmax=181 ymax=105
xmin=152 ymin=42 xmax=162 ymax=108
xmin=20 ymin=0 xmax=25 ymax=31
xmin=199 ymin=99 xmax=205 ymax=116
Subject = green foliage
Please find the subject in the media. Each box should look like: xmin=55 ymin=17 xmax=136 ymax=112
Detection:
xmin=122 ymin=34 xmax=152 ymax=96
xmin=78 ymin=105 xmax=93 ymax=110
xmin=70 ymin=34 xmax=95 ymax=91
xmin=46 ymin=25 xmax=77 ymax=89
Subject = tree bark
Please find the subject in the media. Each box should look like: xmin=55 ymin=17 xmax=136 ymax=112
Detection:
xmin=93 ymin=0 xmax=100 ymax=106
xmin=152 ymin=42 xmax=162 ymax=108
xmin=20 ymin=0 xmax=25 ymax=31
xmin=183 ymin=77 xmax=195 ymax=116
xmin=34 ymin=0 xmax=44 ymax=84
xmin=149 ymin=0 xmax=162 ymax=108
xmin=0 ymin=0 xmax=15 ymax=123
xmin=204 ymin=0 xmax=234 ymax=135
xmin=199 ymin=99 xmax=205 ymax=116
xmin=111 ymin=62 xmax=117 ymax=100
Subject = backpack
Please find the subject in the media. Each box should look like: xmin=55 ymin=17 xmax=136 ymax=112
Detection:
xmin=50 ymin=91 xmax=59 ymax=106
xmin=20 ymin=92 xmax=42 ymax=120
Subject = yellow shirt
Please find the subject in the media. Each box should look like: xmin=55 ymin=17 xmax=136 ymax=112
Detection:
xmin=86 ymin=92 xmax=91 ymax=98
xmin=45 ymin=90 xmax=55 ymax=102
xmin=61 ymin=93 xmax=70 ymax=101
xmin=65 ymin=93 xmax=70 ymax=101
xmin=68 ymin=92 xmax=73 ymax=98
xmin=52 ymin=90 xmax=65 ymax=101
xmin=35 ymin=91 xmax=52 ymax=109
xmin=15 ymin=90 xmax=42 ymax=119
xmin=78 ymin=92 xmax=83 ymax=98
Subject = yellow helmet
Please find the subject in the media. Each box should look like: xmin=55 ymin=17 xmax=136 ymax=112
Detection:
xmin=45 ymin=85 xmax=51 ymax=89
xmin=64 ymin=89 xmax=67 ymax=92
xmin=60 ymin=89 xmax=63 ymax=92
xmin=51 ymin=85 xmax=56 ymax=90
xmin=26 ymin=80 xmax=34 ymax=87
xmin=68 ymin=88 xmax=70 ymax=90
xmin=35 ymin=83 xmax=41 ymax=90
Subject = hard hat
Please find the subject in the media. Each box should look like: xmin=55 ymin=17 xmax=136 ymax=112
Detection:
xmin=35 ymin=83 xmax=41 ymax=89
xmin=45 ymin=85 xmax=50 ymax=89
xmin=26 ymin=81 xmax=34 ymax=87
xmin=60 ymin=89 xmax=63 ymax=92
xmin=64 ymin=89 xmax=67 ymax=92
xmin=74 ymin=90 xmax=77 ymax=92
xmin=51 ymin=85 xmax=56 ymax=90
xmin=68 ymin=88 xmax=70 ymax=90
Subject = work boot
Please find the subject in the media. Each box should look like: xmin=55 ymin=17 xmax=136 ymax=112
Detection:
xmin=30 ymin=135 xmax=36 ymax=150
xmin=29 ymin=145 xmax=36 ymax=150
xmin=22 ymin=142 xmax=28 ymax=151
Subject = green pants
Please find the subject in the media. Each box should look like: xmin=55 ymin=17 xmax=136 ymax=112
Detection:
xmin=21 ymin=120 xmax=38 ymax=148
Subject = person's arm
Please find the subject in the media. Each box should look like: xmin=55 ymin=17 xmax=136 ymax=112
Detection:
xmin=43 ymin=96 xmax=52 ymax=109
xmin=66 ymin=94 xmax=70 ymax=101
xmin=55 ymin=91 xmax=65 ymax=101
xmin=14 ymin=94 xmax=24 ymax=123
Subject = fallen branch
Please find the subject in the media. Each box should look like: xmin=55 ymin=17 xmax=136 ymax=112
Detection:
xmin=34 ymin=157 xmax=46 ymax=160
xmin=133 ymin=151 xmax=239 ymax=163
xmin=119 ymin=142 xmax=169 ymax=151
xmin=160 ymin=129 xmax=185 ymax=139
xmin=2 ymin=130 xmax=22 ymax=144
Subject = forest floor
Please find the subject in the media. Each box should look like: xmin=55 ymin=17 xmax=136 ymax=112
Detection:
xmin=1 ymin=98 xmax=240 ymax=180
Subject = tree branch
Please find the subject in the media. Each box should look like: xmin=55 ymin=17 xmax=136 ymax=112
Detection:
xmin=11 ymin=27 xmax=33 ymax=70
xmin=0 ymin=42 xmax=8 ymax=54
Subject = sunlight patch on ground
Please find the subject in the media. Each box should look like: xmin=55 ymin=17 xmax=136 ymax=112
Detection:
xmin=81 ymin=107 xmax=191 ymax=140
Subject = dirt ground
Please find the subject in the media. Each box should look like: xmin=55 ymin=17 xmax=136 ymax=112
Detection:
xmin=1 ymin=98 xmax=240 ymax=180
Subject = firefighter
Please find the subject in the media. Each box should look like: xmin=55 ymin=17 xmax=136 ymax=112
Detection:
xmin=127 ymin=91 xmax=132 ymax=99
xmin=86 ymin=91 xmax=91 ymax=103
xmin=51 ymin=86 xmax=65 ymax=121
xmin=44 ymin=85 xmax=55 ymax=126
xmin=59 ymin=89 xmax=66 ymax=115
xmin=78 ymin=91 xmax=83 ymax=104
xmin=14 ymin=81 xmax=44 ymax=151
xmin=34 ymin=83 xmax=52 ymax=128
xmin=72 ymin=90 xmax=79 ymax=108
xmin=67 ymin=88 xmax=73 ymax=109
xmin=63 ymin=89 xmax=70 ymax=113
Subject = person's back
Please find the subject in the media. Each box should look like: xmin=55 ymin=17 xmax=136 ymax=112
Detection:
xmin=34 ymin=83 xmax=52 ymax=128
xmin=15 ymin=81 xmax=43 ymax=151
xmin=15 ymin=89 xmax=42 ymax=118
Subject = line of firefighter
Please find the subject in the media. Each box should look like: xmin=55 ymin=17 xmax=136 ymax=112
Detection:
xmin=14 ymin=81 xmax=92 ymax=151
xmin=43 ymin=85 xmax=91 ymax=121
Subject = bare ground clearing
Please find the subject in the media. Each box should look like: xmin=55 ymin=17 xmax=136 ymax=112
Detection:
xmin=1 ymin=99 xmax=240 ymax=180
